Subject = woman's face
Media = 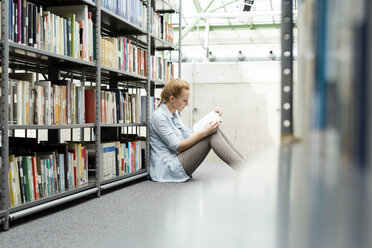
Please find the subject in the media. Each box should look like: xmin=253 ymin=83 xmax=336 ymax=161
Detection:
xmin=172 ymin=89 xmax=190 ymax=113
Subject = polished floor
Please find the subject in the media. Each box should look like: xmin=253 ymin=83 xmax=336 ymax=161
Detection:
xmin=1 ymin=143 xmax=372 ymax=248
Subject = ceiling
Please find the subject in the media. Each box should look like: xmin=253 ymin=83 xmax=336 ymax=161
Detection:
xmin=167 ymin=0 xmax=298 ymax=61
xmin=180 ymin=0 xmax=286 ymax=26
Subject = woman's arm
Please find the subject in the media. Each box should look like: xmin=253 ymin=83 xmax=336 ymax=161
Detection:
xmin=177 ymin=121 xmax=220 ymax=152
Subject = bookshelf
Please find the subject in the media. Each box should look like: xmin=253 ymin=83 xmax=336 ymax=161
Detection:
xmin=0 ymin=0 xmax=181 ymax=230
xmin=293 ymin=0 xmax=372 ymax=168
xmin=281 ymin=0 xmax=294 ymax=141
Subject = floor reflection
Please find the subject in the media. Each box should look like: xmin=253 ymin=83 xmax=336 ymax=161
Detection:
xmin=142 ymin=142 xmax=372 ymax=248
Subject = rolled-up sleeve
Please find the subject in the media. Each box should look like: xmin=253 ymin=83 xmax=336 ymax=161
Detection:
xmin=151 ymin=115 xmax=181 ymax=151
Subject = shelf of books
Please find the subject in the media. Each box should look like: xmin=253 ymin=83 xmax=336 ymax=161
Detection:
xmin=149 ymin=51 xmax=175 ymax=87
xmin=91 ymin=138 xmax=147 ymax=186
xmin=29 ymin=0 xmax=97 ymax=8
xmin=100 ymin=1 xmax=147 ymax=35
xmin=1 ymin=0 xmax=184 ymax=230
xmin=6 ymin=1 xmax=97 ymax=63
xmin=295 ymin=0 xmax=372 ymax=168
xmin=150 ymin=7 xmax=176 ymax=48
xmin=150 ymin=0 xmax=179 ymax=86
xmin=4 ymin=136 xmax=95 ymax=212
xmin=8 ymin=42 xmax=96 ymax=68
xmin=4 ymin=131 xmax=149 ymax=218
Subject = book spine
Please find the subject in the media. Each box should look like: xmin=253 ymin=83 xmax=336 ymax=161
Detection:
xmin=32 ymin=3 xmax=36 ymax=47
xmin=31 ymin=156 xmax=39 ymax=200
xmin=17 ymin=159 xmax=25 ymax=204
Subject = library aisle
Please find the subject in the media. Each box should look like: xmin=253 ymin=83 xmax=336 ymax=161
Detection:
xmin=1 ymin=143 xmax=371 ymax=248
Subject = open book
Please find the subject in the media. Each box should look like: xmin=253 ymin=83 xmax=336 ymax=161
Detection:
xmin=193 ymin=111 xmax=222 ymax=133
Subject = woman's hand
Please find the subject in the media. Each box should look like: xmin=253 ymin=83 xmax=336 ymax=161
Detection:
xmin=177 ymin=120 xmax=219 ymax=152
xmin=215 ymin=107 xmax=223 ymax=116
xmin=202 ymin=120 xmax=220 ymax=136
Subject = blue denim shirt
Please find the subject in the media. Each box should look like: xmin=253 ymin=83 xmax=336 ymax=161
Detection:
xmin=149 ymin=103 xmax=193 ymax=182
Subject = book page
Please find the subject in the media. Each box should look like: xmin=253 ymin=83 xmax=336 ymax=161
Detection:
xmin=193 ymin=111 xmax=221 ymax=133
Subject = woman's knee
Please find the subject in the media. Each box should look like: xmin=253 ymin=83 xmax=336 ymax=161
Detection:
xmin=209 ymin=130 xmax=221 ymax=145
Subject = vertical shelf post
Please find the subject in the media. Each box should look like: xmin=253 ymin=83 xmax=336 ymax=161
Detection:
xmin=48 ymin=67 xmax=61 ymax=143
xmin=80 ymin=71 xmax=86 ymax=142
xmin=178 ymin=0 xmax=182 ymax=78
xmin=368 ymin=0 xmax=372 ymax=167
xmin=146 ymin=0 xmax=152 ymax=175
xmin=95 ymin=0 xmax=102 ymax=196
xmin=1 ymin=0 xmax=9 ymax=231
xmin=70 ymin=70 xmax=74 ymax=142
xmin=281 ymin=0 xmax=294 ymax=142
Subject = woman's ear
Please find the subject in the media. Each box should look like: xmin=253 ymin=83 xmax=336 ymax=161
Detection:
xmin=169 ymin=95 xmax=174 ymax=102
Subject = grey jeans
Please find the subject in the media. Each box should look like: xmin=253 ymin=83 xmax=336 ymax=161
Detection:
xmin=177 ymin=129 xmax=246 ymax=176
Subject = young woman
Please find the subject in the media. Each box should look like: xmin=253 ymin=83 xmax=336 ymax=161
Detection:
xmin=149 ymin=79 xmax=246 ymax=182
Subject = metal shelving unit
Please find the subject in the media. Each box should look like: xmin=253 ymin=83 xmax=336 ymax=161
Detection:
xmin=0 ymin=0 xmax=182 ymax=230
xmin=100 ymin=123 xmax=147 ymax=127
xmin=101 ymin=8 xmax=146 ymax=35
xmin=8 ymin=41 xmax=96 ymax=67
xmin=100 ymin=168 xmax=147 ymax=187
xmin=8 ymin=183 xmax=96 ymax=215
xmin=151 ymin=34 xmax=178 ymax=51
xmin=151 ymin=78 xmax=168 ymax=86
xmin=281 ymin=0 xmax=294 ymax=141
xmin=144 ymin=0 xmax=182 ymax=177
xmin=30 ymin=0 xmax=97 ymax=7
xmin=154 ymin=0 xmax=179 ymax=13
xmin=9 ymin=187 xmax=99 ymax=221
xmin=101 ymin=65 xmax=148 ymax=81
xmin=94 ymin=0 xmax=102 ymax=199
xmin=150 ymin=0 xmax=182 ymax=86
xmin=100 ymin=169 xmax=148 ymax=191
xmin=9 ymin=124 xmax=96 ymax=130
xmin=1 ymin=0 xmax=11 ymax=231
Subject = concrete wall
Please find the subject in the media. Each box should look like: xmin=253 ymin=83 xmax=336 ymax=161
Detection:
xmin=176 ymin=61 xmax=281 ymax=161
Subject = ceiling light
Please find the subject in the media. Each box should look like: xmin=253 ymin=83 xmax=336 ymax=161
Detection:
xmin=238 ymin=51 xmax=245 ymax=61
xmin=208 ymin=51 xmax=216 ymax=62
xmin=269 ymin=50 xmax=276 ymax=60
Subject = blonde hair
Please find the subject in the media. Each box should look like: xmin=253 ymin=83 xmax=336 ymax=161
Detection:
xmin=158 ymin=79 xmax=190 ymax=107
